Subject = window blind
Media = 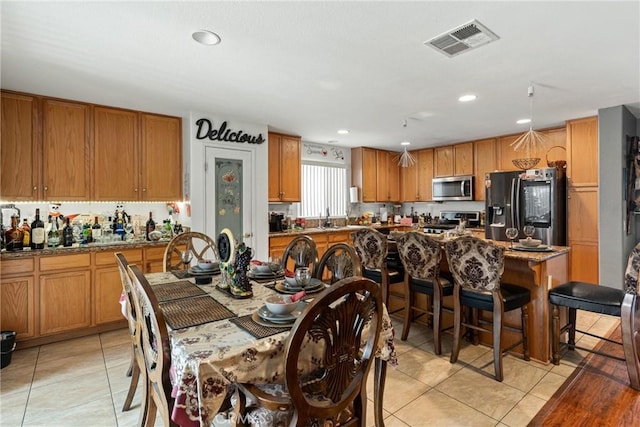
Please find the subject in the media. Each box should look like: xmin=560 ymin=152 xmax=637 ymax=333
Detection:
xmin=300 ymin=164 xmax=348 ymax=218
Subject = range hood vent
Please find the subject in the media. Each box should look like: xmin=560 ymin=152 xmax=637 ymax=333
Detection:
xmin=425 ymin=19 xmax=499 ymax=58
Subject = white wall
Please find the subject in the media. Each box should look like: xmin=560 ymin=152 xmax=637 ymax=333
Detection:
xmin=184 ymin=112 xmax=270 ymax=261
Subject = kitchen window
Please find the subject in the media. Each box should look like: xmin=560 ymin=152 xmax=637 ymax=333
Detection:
xmin=299 ymin=163 xmax=348 ymax=218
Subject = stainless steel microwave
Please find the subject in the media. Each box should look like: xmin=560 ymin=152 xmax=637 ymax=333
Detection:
xmin=432 ymin=175 xmax=474 ymax=201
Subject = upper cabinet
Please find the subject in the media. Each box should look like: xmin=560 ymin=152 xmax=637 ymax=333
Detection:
xmin=41 ymin=99 xmax=91 ymax=201
xmin=401 ymin=148 xmax=433 ymax=202
xmin=473 ymin=138 xmax=498 ymax=201
xmin=1 ymin=92 xmax=40 ymax=201
xmin=434 ymin=142 xmax=473 ymax=177
xmin=351 ymin=147 xmax=378 ymax=203
xmin=566 ymin=116 xmax=598 ymax=187
xmin=268 ymin=132 xmax=301 ymax=202
xmin=140 ymin=113 xmax=182 ymax=201
xmin=1 ymin=91 xmax=183 ymax=202
xmin=376 ymin=150 xmax=400 ymax=202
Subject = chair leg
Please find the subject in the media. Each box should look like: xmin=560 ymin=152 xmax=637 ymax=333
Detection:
xmin=122 ymin=360 xmax=140 ymax=411
xmin=450 ymin=288 xmax=462 ymax=364
xmin=433 ymin=290 xmax=442 ymax=355
xmin=493 ymin=307 xmax=504 ymax=382
xmin=144 ymin=383 xmax=157 ymax=427
xmin=471 ymin=308 xmax=480 ymax=345
xmin=621 ymin=294 xmax=640 ymax=391
xmin=567 ymin=308 xmax=577 ymax=350
xmin=401 ymin=277 xmax=412 ymax=341
xmin=552 ymin=304 xmax=561 ymax=365
xmin=521 ymin=304 xmax=530 ymax=361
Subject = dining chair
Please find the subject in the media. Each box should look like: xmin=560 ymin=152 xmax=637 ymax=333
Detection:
xmin=351 ymin=228 xmax=404 ymax=309
xmin=234 ymin=276 xmax=383 ymax=426
xmin=114 ymin=253 xmax=148 ymax=424
xmin=163 ymin=231 xmax=219 ymax=272
xmin=313 ymin=242 xmax=362 ymax=284
xmin=281 ymin=235 xmax=318 ymax=274
xmin=395 ymin=232 xmax=453 ymax=354
xmin=127 ymin=264 xmax=178 ymax=427
xmin=444 ymin=236 xmax=531 ymax=382
xmin=549 ymin=242 xmax=640 ymax=390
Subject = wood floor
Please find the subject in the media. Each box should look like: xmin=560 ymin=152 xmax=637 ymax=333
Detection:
xmin=528 ymin=326 xmax=640 ymax=426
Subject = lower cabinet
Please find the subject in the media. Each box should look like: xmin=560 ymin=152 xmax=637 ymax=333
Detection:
xmin=1 ymin=275 xmax=35 ymax=340
xmin=94 ymin=248 xmax=143 ymax=325
xmin=39 ymin=270 xmax=91 ymax=335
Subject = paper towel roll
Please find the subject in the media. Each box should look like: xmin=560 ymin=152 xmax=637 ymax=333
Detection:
xmin=349 ymin=187 xmax=359 ymax=203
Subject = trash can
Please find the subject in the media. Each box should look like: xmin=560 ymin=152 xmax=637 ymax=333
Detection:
xmin=1 ymin=331 xmax=17 ymax=369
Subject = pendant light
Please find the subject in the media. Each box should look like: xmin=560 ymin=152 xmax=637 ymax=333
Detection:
xmin=510 ymin=83 xmax=547 ymax=170
xmin=397 ymin=120 xmax=416 ymax=168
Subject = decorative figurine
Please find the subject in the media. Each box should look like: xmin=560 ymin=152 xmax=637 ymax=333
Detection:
xmin=216 ymin=228 xmax=252 ymax=298
xmin=230 ymin=242 xmax=253 ymax=298
xmin=113 ymin=203 xmax=130 ymax=240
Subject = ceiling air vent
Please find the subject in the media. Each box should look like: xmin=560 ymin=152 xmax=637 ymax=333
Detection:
xmin=425 ymin=19 xmax=499 ymax=58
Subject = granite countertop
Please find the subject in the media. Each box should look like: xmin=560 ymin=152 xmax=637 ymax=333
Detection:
xmin=269 ymin=224 xmax=412 ymax=238
xmin=0 ymin=239 xmax=171 ymax=259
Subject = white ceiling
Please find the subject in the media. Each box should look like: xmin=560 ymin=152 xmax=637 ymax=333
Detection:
xmin=2 ymin=1 xmax=639 ymax=152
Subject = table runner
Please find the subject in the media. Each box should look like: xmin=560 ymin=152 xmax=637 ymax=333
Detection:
xmin=153 ymin=280 xmax=207 ymax=302
xmin=229 ymin=314 xmax=290 ymax=339
xmin=160 ymin=295 xmax=236 ymax=330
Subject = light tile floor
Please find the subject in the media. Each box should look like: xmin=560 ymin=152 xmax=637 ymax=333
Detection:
xmin=0 ymin=312 xmax=619 ymax=427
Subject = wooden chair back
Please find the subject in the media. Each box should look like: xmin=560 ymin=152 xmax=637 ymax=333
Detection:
xmin=444 ymin=236 xmax=504 ymax=293
xmin=314 ymin=243 xmax=362 ymax=284
xmin=394 ymin=232 xmax=442 ymax=282
xmin=163 ymin=231 xmax=219 ymax=272
xmin=284 ymin=277 xmax=382 ymax=425
xmin=351 ymin=228 xmax=388 ymax=270
xmin=281 ymin=235 xmax=318 ymax=273
xmin=114 ymin=253 xmax=148 ymax=420
xmin=128 ymin=264 xmax=177 ymax=426
xmin=621 ymin=242 xmax=640 ymax=389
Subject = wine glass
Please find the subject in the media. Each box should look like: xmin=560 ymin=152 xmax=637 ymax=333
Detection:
xmin=180 ymin=250 xmax=193 ymax=270
xmin=294 ymin=267 xmax=311 ymax=289
xmin=505 ymin=227 xmax=518 ymax=249
xmin=523 ymin=225 xmax=535 ymax=239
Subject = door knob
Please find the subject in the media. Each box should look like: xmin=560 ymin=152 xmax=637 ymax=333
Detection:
xmin=243 ymin=232 xmax=253 ymax=238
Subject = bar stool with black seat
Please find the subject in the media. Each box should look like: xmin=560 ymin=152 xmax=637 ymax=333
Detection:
xmin=352 ymin=228 xmax=404 ymax=310
xmin=549 ymin=242 xmax=640 ymax=390
xmin=395 ymin=232 xmax=453 ymax=354
xmin=444 ymin=236 xmax=531 ymax=382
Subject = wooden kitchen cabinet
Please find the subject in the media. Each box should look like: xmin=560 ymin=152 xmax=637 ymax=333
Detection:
xmin=401 ymin=148 xmax=434 ymax=202
xmin=42 ymin=98 xmax=91 ymax=200
xmin=351 ymin=147 xmax=378 ymax=202
xmin=1 ymin=92 xmax=41 ymax=201
xmin=498 ymin=127 xmax=565 ymax=171
xmin=0 ymin=258 xmax=36 ymax=340
xmin=94 ymin=248 xmax=143 ymax=325
xmin=268 ymin=132 xmax=301 ymax=202
xmin=434 ymin=143 xmax=473 ymax=177
xmin=566 ymin=117 xmax=598 ymax=283
xmin=93 ymin=107 xmax=139 ymax=200
xmin=376 ymin=150 xmax=400 ymax=202
xmin=39 ymin=253 xmax=92 ymax=335
xmin=144 ymin=245 xmax=167 ymax=273
xmin=473 ymin=138 xmax=498 ymax=201
xmin=141 ymin=113 xmax=183 ymax=201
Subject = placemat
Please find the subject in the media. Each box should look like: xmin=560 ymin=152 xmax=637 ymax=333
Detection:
xmin=171 ymin=269 xmax=190 ymax=279
xmin=160 ymin=296 xmax=236 ymax=330
xmin=153 ymin=281 xmax=207 ymax=302
xmin=229 ymin=314 xmax=291 ymax=338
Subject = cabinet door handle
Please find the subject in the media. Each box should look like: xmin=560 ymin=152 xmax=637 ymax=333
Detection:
xmin=142 ymin=188 xmax=147 ymax=192
xmin=134 ymin=188 xmax=138 ymax=192
xmin=33 ymin=186 xmax=37 ymax=191
xmin=44 ymin=186 xmax=48 ymax=191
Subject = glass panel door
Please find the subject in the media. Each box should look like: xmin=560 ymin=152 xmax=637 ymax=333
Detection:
xmin=521 ymin=181 xmax=551 ymax=227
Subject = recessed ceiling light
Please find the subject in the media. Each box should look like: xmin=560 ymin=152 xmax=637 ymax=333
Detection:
xmin=516 ymin=118 xmax=531 ymax=124
xmin=192 ymin=30 xmax=221 ymax=46
xmin=337 ymin=129 xmax=349 ymax=135
xmin=400 ymin=141 xmax=411 ymax=146
xmin=458 ymin=94 xmax=477 ymax=102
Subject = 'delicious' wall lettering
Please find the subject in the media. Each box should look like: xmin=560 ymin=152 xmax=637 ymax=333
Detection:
xmin=195 ymin=118 xmax=265 ymax=144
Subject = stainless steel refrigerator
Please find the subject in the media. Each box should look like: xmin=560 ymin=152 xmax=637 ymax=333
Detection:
xmin=485 ymin=168 xmax=566 ymax=246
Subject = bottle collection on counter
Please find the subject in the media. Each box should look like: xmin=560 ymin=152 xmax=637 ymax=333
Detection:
xmin=1 ymin=207 xmax=184 ymax=252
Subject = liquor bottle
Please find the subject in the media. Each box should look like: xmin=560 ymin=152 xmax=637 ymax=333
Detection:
xmin=21 ymin=218 xmax=31 ymax=247
xmin=82 ymin=222 xmax=92 ymax=244
xmin=30 ymin=208 xmax=45 ymax=250
xmin=91 ymin=216 xmax=102 ymax=242
xmin=63 ymin=217 xmax=74 ymax=247
xmin=145 ymin=211 xmax=156 ymax=241
xmin=4 ymin=215 xmax=24 ymax=251
xmin=47 ymin=216 xmax=60 ymax=248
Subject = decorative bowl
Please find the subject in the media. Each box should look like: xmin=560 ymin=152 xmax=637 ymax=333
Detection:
xmin=253 ymin=264 xmax=272 ymax=274
xmin=520 ymin=238 xmax=542 ymax=248
xmin=148 ymin=230 xmax=162 ymax=241
xmin=284 ymin=276 xmax=298 ymax=288
xmin=197 ymin=260 xmax=218 ymax=271
xmin=264 ymin=295 xmax=298 ymax=315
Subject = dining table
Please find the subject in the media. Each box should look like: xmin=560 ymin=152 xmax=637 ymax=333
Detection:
xmin=144 ymin=271 xmax=398 ymax=427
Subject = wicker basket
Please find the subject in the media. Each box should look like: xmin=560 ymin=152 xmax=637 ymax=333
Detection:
xmin=512 ymin=157 xmax=540 ymax=170
xmin=546 ymin=146 xmax=567 ymax=170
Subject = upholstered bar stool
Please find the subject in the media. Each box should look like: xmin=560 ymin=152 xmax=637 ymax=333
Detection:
xmin=549 ymin=242 xmax=640 ymax=390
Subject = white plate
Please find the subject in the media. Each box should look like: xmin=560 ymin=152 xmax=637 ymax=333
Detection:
xmin=512 ymin=245 xmax=553 ymax=252
xmin=257 ymin=304 xmax=303 ymax=323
